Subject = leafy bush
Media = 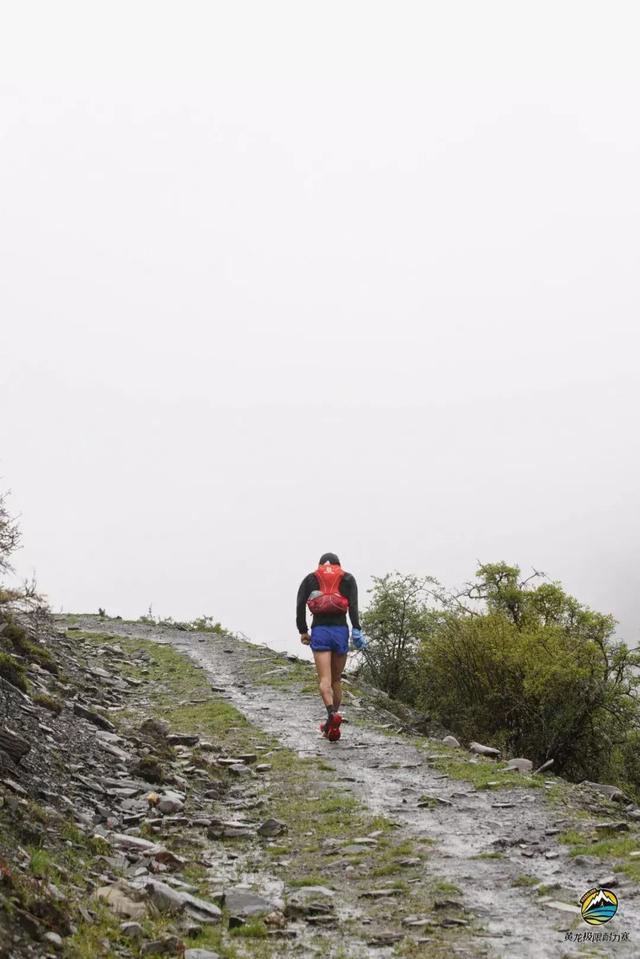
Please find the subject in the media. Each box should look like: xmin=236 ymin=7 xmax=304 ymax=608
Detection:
xmin=362 ymin=562 xmax=640 ymax=796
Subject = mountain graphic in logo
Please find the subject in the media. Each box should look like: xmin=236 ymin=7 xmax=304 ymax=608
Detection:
xmin=580 ymin=887 xmax=619 ymax=925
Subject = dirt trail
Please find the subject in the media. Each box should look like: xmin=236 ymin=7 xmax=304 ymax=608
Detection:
xmin=73 ymin=619 xmax=638 ymax=958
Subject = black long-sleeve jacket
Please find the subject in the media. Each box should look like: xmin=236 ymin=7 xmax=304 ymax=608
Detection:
xmin=296 ymin=570 xmax=361 ymax=635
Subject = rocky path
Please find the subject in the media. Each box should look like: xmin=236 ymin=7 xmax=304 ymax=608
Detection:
xmin=70 ymin=618 xmax=639 ymax=959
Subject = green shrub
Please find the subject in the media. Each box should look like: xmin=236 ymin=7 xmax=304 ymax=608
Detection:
xmin=414 ymin=564 xmax=640 ymax=792
xmin=362 ymin=562 xmax=640 ymax=797
xmin=0 ymin=652 xmax=28 ymax=692
xmin=1 ymin=620 xmax=58 ymax=675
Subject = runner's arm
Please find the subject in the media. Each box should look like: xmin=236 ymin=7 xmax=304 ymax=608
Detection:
xmin=296 ymin=574 xmax=313 ymax=634
xmin=343 ymin=574 xmax=361 ymax=630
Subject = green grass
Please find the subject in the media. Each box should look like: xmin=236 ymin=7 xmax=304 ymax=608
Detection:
xmin=0 ymin=651 xmax=28 ymax=691
xmin=28 ymin=847 xmax=53 ymax=879
xmin=432 ymin=879 xmax=461 ymax=896
xmin=418 ymin=739 xmax=544 ymax=790
xmin=513 ymin=874 xmax=539 ymax=888
xmin=288 ymin=874 xmax=331 ymax=887
xmin=230 ymin=919 xmax=269 ymax=939
xmin=559 ymin=828 xmax=640 ymax=882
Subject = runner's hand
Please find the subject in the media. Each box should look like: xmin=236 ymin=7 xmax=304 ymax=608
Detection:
xmin=300 ymin=633 xmax=311 ymax=645
xmin=350 ymin=629 xmax=367 ymax=651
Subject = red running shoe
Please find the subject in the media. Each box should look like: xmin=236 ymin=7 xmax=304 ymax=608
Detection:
xmin=321 ymin=711 xmax=342 ymax=742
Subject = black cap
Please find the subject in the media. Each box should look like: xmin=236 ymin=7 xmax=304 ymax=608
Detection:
xmin=319 ymin=552 xmax=340 ymax=565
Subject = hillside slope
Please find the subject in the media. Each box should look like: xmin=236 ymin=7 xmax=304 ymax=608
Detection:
xmin=1 ymin=615 xmax=638 ymax=958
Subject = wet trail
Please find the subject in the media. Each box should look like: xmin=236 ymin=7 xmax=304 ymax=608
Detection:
xmin=75 ymin=621 xmax=638 ymax=958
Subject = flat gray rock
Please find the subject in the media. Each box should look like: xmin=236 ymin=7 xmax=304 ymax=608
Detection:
xmin=469 ymin=741 xmax=501 ymax=758
xmin=224 ymin=888 xmax=274 ymax=917
xmin=442 ymin=735 xmax=461 ymax=748
xmin=503 ymin=758 xmax=533 ymax=773
xmin=257 ymin=817 xmax=287 ymax=837
xmin=581 ymin=781 xmax=630 ymax=803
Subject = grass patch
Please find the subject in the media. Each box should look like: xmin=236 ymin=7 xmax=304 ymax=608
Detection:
xmin=230 ymin=919 xmax=269 ymax=939
xmin=417 ymin=742 xmax=543 ymax=791
xmin=288 ymin=874 xmax=330 ymax=887
xmin=559 ymin=828 xmax=640 ymax=882
xmin=0 ymin=651 xmax=28 ymax=691
xmin=28 ymin=847 xmax=53 ymax=879
xmin=32 ymin=692 xmax=63 ymax=715
xmin=513 ymin=874 xmax=539 ymax=887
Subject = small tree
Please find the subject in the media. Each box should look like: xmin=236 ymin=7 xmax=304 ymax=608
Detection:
xmin=0 ymin=491 xmax=20 ymax=575
xmin=0 ymin=490 xmax=48 ymax=630
xmin=360 ymin=573 xmax=436 ymax=701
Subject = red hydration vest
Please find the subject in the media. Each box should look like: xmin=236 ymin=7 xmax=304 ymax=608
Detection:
xmin=307 ymin=564 xmax=350 ymax=615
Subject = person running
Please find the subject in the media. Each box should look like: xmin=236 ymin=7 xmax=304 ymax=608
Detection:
xmin=296 ymin=552 xmax=364 ymax=741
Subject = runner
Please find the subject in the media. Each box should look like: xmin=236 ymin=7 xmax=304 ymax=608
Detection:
xmin=296 ymin=552 xmax=364 ymax=741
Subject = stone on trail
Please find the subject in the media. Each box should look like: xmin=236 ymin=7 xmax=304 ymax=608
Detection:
xmin=229 ymin=764 xmax=252 ymax=777
xmin=539 ymin=898 xmax=580 ymax=915
xmin=185 ymin=951 xmax=221 ymax=959
xmin=120 ymin=921 xmax=144 ymax=941
xmin=146 ymin=880 xmax=222 ymax=923
xmin=368 ymin=932 xmax=404 ymax=946
xmin=285 ymin=886 xmax=335 ymax=918
xmin=403 ymin=916 xmax=432 ymax=928
xmin=597 ymin=875 xmax=618 ymax=887
xmin=110 ymin=833 xmax=161 ymax=853
xmin=140 ymin=936 xmax=184 ymax=956
xmin=257 ymin=817 xmax=287 ymax=837
xmin=581 ymin=781 xmax=629 ymax=804
xmin=43 ymin=932 xmax=63 ymax=950
xmin=469 ymin=741 xmax=501 ymax=758
xmin=434 ymin=898 xmax=463 ymax=910
xmin=206 ymin=820 xmax=255 ymax=839
xmin=95 ymin=880 xmax=147 ymax=919
xmin=594 ymin=821 xmax=629 ymax=833
xmin=1 ymin=778 xmax=27 ymax=796
xmin=139 ymin=718 xmax=170 ymax=739
xmin=503 ymin=758 xmax=533 ymax=773
xmin=145 ymin=880 xmax=185 ymax=914
xmin=442 ymin=735 xmax=461 ymax=748
xmin=224 ymin=888 xmax=274 ymax=917
xmin=360 ymin=888 xmax=402 ymax=898
xmin=167 ymin=733 xmax=199 ymax=746
xmin=156 ymin=790 xmax=185 ymax=814
xmin=73 ymin=702 xmax=116 ymax=731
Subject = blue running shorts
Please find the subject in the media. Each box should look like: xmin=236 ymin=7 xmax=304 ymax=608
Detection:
xmin=310 ymin=625 xmax=349 ymax=654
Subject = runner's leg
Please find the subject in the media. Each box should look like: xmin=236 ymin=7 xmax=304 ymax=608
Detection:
xmin=312 ymin=650 xmax=334 ymax=707
xmin=331 ymin=652 xmax=348 ymax=711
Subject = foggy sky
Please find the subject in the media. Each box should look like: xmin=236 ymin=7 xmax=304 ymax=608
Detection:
xmin=2 ymin=2 xmax=639 ymax=655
